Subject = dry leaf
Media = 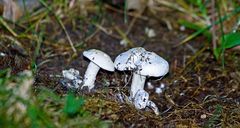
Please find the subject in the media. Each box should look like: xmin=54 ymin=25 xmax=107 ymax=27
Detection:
xmin=3 ymin=0 xmax=22 ymax=21
xmin=127 ymin=0 xmax=146 ymax=11
xmin=2 ymin=0 xmax=40 ymax=22
xmin=127 ymin=0 xmax=155 ymax=12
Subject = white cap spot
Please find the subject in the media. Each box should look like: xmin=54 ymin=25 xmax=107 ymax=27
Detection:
xmin=114 ymin=47 xmax=146 ymax=71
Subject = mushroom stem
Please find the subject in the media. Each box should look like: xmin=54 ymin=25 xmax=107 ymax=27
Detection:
xmin=130 ymin=72 xmax=146 ymax=99
xmin=82 ymin=62 xmax=100 ymax=90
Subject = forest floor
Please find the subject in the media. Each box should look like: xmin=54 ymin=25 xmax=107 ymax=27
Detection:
xmin=0 ymin=1 xmax=240 ymax=127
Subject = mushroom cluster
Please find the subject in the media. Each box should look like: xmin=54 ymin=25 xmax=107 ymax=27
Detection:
xmin=62 ymin=47 xmax=169 ymax=115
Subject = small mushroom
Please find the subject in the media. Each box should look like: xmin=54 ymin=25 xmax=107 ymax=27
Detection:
xmin=133 ymin=89 xmax=149 ymax=109
xmin=114 ymin=47 xmax=169 ymax=99
xmin=82 ymin=49 xmax=114 ymax=90
xmin=62 ymin=68 xmax=80 ymax=80
xmin=133 ymin=89 xmax=160 ymax=115
xmin=61 ymin=68 xmax=82 ymax=89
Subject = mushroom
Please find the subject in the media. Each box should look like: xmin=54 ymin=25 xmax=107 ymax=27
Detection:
xmin=61 ymin=68 xmax=82 ymax=89
xmin=82 ymin=49 xmax=114 ymax=90
xmin=114 ymin=47 xmax=169 ymax=99
xmin=133 ymin=89 xmax=160 ymax=115
xmin=133 ymin=89 xmax=149 ymax=109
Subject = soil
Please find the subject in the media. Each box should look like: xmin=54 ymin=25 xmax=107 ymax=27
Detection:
xmin=0 ymin=3 xmax=240 ymax=127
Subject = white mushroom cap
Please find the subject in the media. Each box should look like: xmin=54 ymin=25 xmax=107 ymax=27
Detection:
xmin=135 ymin=51 xmax=169 ymax=77
xmin=114 ymin=47 xmax=146 ymax=71
xmin=114 ymin=47 xmax=169 ymax=77
xmin=83 ymin=49 xmax=114 ymax=72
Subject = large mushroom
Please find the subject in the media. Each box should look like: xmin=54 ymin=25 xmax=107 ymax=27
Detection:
xmin=114 ymin=47 xmax=169 ymax=99
xmin=82 ymin=49 xmax=114 ymax=90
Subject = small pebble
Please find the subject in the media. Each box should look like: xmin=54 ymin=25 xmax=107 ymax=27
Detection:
xmin=173 ymin=80 xmax=178 ymax=84
xmin=180 ymin=25 xmax=186 ymax=31
xmin=120 ymin=39 xmax=128 ymax=47
xmin=147 ymin=82 xmax=154 ymax=89
xmin=200 ymin=114 xmax=207 ymax=119
xmin=0 ymin=52 xmax=6 ymax=57
xmin=155 ymin=87 xmax=163 ymax=94
xmin=145 ymin=27 xmax=156 ymax=38
xmin=160 ymin=83 xmax=165 ymax=89
xmin=180 ymin=92 xmax=185 ymax=96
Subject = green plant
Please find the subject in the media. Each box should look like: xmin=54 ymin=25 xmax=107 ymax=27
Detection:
xmin=63 ymin=92 xmax=84 ymax=117
xmin=174 ymin=0 xmax=240 ymax=65
xmin=214 ymin=32 xmax=240 ymax=62
xmin=204 ymin=104 xmax=223 ymax=128
xmin=0 ymin=69 xmax=109 ymax=127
